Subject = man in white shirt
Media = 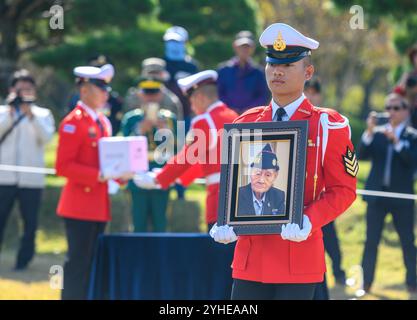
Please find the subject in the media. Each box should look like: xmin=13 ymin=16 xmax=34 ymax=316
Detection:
xmin=0 ymin=69 xmax=55 ymax=270
xmin=359 ymin=93 xmax=417 ymax=293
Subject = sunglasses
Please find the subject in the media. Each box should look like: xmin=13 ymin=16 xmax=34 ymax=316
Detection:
xmin=385 ymin=105 xmax=405 ymax=111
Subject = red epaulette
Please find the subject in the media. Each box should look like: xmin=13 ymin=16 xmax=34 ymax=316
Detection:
xmin=233 ymin=106 xmax=267 ymax=123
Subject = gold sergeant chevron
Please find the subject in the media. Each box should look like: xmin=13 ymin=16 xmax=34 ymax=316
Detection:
xmin=343 ymin=147 xmax=359 ymax=177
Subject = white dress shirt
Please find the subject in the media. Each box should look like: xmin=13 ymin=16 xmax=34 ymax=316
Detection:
xmin=271 ymin=93 xmax=306 ymax=121
xmin=252 ymin=192 xmax=266 ymax=216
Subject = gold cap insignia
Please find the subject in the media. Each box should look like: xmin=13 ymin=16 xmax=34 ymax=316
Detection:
xmin=272 ymin=159 xmax=277 ymax=166
xmin=273 ymin=31 xmax=286 ymax=51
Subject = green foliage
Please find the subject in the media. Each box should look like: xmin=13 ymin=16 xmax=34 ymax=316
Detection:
xmin=349 ymin=116 xmax=366 ymax=149
xmin=29 ymin=0 xmax=261 ymax=94
xmin=332 ymin=0 xmax=417 ymax=55
xmin=65 ymin=0 xmax=154 ymax=30
xmin=340 ymin=85 xmax=364 ymax=118
xmin=158 ymin=0 xmax=261 ymax=67
xmin=332 ymin=0 xmax=417 ymax=21
xmin=393 ymin=15 xmax=417 ymax=55
xmin=32 ymin=27 xmax=165 ymax=92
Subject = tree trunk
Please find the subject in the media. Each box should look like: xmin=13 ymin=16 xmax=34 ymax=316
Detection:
xmin=0 ymin=17 xmax=19 ymax=97
xmin=361 ymin=68 xmax=386 ymax=119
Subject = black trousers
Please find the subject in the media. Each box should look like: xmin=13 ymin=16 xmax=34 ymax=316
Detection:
xmin=231 ymin=279 xmax=317 ymax=300
xmin=207 ymin=222 xmax=215 ymax=232
xmin=322 ymin=221 xmax=345 ymax=280
xmin=313 ymin=274 xmax=329 ymax=300
xmin=0 ymin=185 xmax=42 ymax=269
xmin=62 ymin=218 xmax=106 ymax=300
xmin=361 ymin=199 xmax=416 ymax=287
xmin=313 ymin=221 xmax=345 ymax=300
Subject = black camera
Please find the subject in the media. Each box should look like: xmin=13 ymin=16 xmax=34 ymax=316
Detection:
xmin=375 ymin=112 xmax=389 ymax=126
xmin=7 ymin=91 xmax=36 ymax=112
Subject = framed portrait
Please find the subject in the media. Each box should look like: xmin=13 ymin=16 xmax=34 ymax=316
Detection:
xmin=217 ymin=120 xmax=308 ymax=235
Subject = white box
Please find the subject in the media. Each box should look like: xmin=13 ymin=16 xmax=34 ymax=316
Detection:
xmin=98 ymin=136 xmax=149 ymax=177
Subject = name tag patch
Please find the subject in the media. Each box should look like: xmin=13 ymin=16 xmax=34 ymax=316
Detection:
xmin=63 ymin=124 xmax=76 ymax=134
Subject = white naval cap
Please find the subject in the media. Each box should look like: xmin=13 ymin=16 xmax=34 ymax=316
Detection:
xmin=177 ymin=70 xmax=218 ymax=96
xmin=163 ymin=26 xmax=189 ymax=42
xmin=73 ymin=63 xmax=114 ymax=91
xmin=259 ymin=23 xmax=319 ymax=64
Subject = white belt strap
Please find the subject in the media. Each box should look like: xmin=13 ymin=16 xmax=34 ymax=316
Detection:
xmin=206 ymin=172 xmax=220 ymax=185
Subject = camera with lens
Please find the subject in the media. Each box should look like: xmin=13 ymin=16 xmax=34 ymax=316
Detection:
xmin=6 ymin=91 xmax=36 ymax=112
xmin=375 ymin=112 xmax=389 ymax=126
xmin=369 ymin=111 xmax=389 ymax=126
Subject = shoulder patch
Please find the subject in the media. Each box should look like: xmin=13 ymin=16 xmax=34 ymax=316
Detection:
xmin=63 ymin=124 xmax=76 ymax=134
xmin=343 ymin=147 xmax=358 ymax=177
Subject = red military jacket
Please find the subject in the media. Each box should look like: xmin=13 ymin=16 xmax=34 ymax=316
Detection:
xmin=156 ymin=101 xmax=238 ymax=224
xmin=55 ymin=104 xmax=112 ymax=222
xmin=232 ymin=98 xmax=357 ymax=283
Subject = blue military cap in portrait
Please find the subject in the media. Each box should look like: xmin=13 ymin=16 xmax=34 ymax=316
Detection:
xmin=250 ymin=143 xmax=279 ymax=171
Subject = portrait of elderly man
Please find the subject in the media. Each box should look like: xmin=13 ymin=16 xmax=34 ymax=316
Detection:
xmin=236 ymin=143 xmax=286 ymax=216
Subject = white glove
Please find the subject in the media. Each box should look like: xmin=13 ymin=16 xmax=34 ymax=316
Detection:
xmin=133 ymin=171 xmax=160 ymax=190
xmin=107 ymin=179 xmax=120 ymax=195
xmin=281 ymin=215 xmax=312 ymax=242
xmin=209 ymin=223 xmax=238 ymax=244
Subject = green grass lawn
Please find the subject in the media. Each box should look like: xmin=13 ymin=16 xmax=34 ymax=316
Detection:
xmin=1 ymin=136 xmax=416 ymax=300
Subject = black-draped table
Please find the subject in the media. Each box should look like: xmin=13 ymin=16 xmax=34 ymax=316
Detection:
xmin=88 ymin=233 xmax=235 ymax=300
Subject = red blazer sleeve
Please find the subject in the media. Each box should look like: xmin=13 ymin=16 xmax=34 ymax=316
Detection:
xmin=304 ymin=125 xmax=357 ymax=232
xmin=55 ymin=119 xmax=100 ymax=187
xmin=156 ymin=119 xmax=210 ymax=189
xmin=177 ymin=163 xmax=204 ymax=187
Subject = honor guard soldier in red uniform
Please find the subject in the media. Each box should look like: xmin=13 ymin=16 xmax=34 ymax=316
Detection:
xmin=133 ymin=70 xmax=238 ymax=230
xmin=210 ymin=23 xmax=357 ymax=300
xmin=56 ymin=64 xmax=133 ymax=300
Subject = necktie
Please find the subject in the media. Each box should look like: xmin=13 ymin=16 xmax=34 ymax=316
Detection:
xmin=274 ymin=108 xmax=287 ymax=121
xmin=254 ymin=199 xmax=263 ymax=215
xmin=96 ymin=118 xmax=105 ymax=136
xmin=383 ymin=143 xmax=393 ymax=187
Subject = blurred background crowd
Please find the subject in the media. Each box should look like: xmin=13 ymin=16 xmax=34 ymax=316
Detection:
xmin=1 ymin=0 xmax=417 ymax=300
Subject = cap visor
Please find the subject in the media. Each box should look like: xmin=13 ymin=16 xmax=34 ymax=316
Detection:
xmin=266 ymin=55 xmax=306 ymax=64
xmin=234 ymin=38 xmax=254 ymax=47
xmin=163 ymin=34 xmax=185 ymax=42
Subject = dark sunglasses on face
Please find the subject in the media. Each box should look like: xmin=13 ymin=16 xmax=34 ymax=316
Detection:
xmin=385 ymin=105 xmax=405 ymax=111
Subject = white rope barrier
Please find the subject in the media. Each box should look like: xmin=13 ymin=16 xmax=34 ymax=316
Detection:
xmin=1 ymin=164 xmax=417 ymax=201
xmin=0 ymin=164 xmax=56 ymax=175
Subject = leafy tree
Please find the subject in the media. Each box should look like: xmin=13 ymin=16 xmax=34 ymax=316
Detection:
xmin=158 ymin=0 xmax=262 ymax=67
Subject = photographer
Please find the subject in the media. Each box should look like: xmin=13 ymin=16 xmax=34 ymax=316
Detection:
xmin=0 ymin=69 xmax=55 ymax=270
xmin=359 ymin=93 xmax=417 ymax=293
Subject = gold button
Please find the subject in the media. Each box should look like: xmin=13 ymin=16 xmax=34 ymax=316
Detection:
xmin=92 ymin=142 xmax=97 ymax=147
xmin=84 ymin=187 xmax=91 ymax=193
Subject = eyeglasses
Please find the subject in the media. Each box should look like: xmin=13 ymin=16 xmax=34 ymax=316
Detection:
xmin=385 ymin=105 xmax=404 ymax=111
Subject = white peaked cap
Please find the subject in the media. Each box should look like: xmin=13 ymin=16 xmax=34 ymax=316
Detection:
xmin=73 ymin=63 xmax=115 ymax=83
xmin=259 ymin=23 xmax=319 ymax=49
xmin=177 ymin=70 xmax=218 ymax=95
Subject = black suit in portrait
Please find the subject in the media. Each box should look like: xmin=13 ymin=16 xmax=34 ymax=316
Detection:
xmin=358 ymin=124 xmax=417 ymax=289
xmin=236 ymin=183 xmax=286 ymax=216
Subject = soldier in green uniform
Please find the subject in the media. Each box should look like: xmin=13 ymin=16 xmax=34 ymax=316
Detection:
xmin=121 ymin=76 xmax=177 ymax=232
